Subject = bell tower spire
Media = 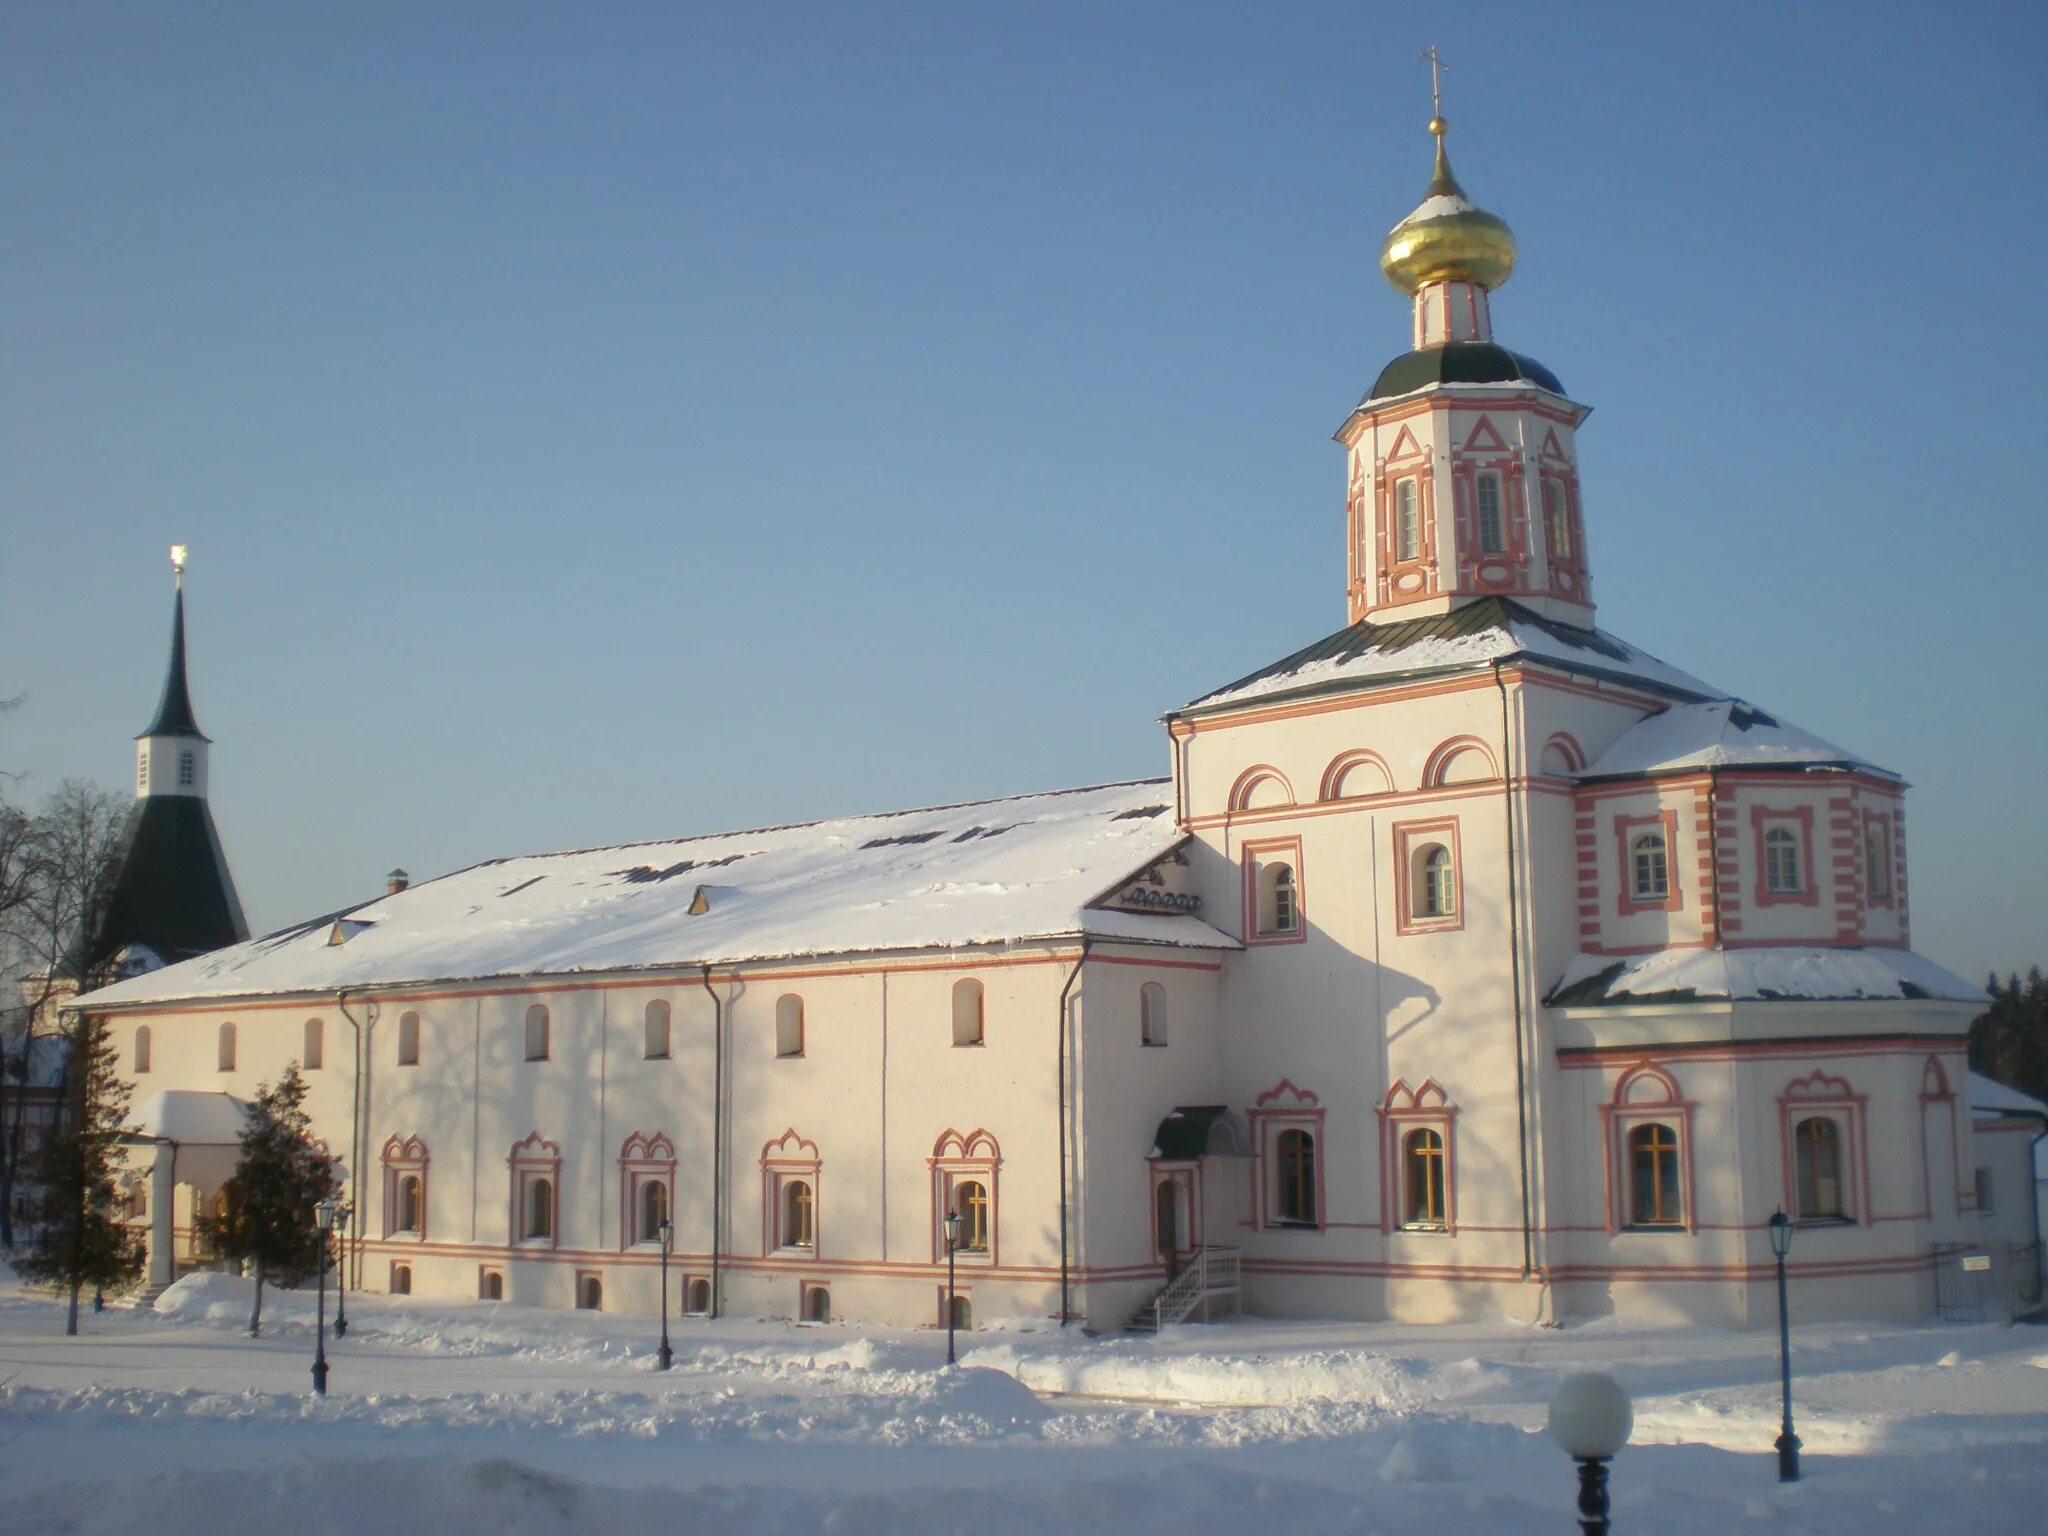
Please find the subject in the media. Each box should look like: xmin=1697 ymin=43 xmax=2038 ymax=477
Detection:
xmin=97 ymin=545 xmax=248 ymax=976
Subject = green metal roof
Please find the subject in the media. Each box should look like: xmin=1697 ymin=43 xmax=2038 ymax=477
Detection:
xmin=1149 ymin=1105 xmax=1250 ymax=1160
xmin=1357 ymin=342 xmax=1565 ymax=410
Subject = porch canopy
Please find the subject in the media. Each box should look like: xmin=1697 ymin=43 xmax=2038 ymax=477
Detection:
xmin=1149 ymin=1105 xmax=1250 ymax=1160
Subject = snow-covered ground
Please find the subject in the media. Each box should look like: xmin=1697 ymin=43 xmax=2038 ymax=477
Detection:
xmin=2 ymin=1265 xmax=2044 ymax=1535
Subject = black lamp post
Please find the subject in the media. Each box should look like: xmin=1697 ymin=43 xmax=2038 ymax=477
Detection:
xmin=312 ymin=1195 xmax=338 ymax=1397
xmin=1767 ymin=1209 xmax=1801 ymax=1482
xmin=656 ymin=1215 xmax=674 ymax=1372
xmin=943 ymin=1209 xmax=963 ymax=1367
xmin=332 ymin=1204 xmax=350 ymax=1339
xmin=1548 ymin=1372 xmax=1632 ymax=1536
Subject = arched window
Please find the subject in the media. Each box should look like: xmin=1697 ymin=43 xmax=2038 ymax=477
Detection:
xmin=1140 ymin=983 xmax=1168 ymax=1047
xmin=1255 ymin=859 xmax=1299 ymax=935
xmin=1627 ymin=1122 xmax=1682 ymax=1227
xmin=1276 ymin=1129 xmax=1316 ymax=1225
xmin=524 ymin=1004 xmax=550 ymax=1062
xmin=686 ymin=1278 xmax=712 ymax=1314
xmin=1395 ymin=477 xmax=1421 ymax=562
xmin=397 ymin=1011 xmax=421 ymax=1066
xmin=948 ymin=1294 xmax=972 ymax=1331
xmin=526 ymin=1177 xmax=554 ymax=1240
xmin=777 ymin=993 xmax=805 ymax=1058
xmin=480 ymin=1268 xmax=504 ymax=1301
xmin=397 ymin=1174 xmax=423 ymax=1233
xmin=803 ymin=1285 xmax=830 ymax=1323
xmin=177 ymin=749 xmax=195 ymax=787
xmin=217 ymin=1022 xmax=236 ymax=1072
xmin=1794 ymin=1116 xmax=1844 ymax=1220
xmin=953 ymin=1179 xmax=990 ymax=1253
xmin=782 ymin=1180 xmax=815 ymax=1249
xmin=639 ymin=1179 xmax=669 ymax=1244
xmin=1420 ymin=845 xmax=1455 ymax=918
xmin=134 ymin=1025 xmax=151 ymax=1074
xmin=1475 ymin=471 xmax=1505 ymax=554
xmin=1764 ymin=827 xmax=1802 ymax=894
xmin=303 ymin=1017 xmax=324 ymax=1071
xmin=643 ymin=999 xmax=671 ymax=1060
xmin=952 ymin=979 xmax=984 ymax=1047
xmin=1631 ymin=832 xmax=1669 ymax=901
xmin=578 ymin=1274 xmax=602 ymax=1310
xmin=390 ymin=1262 xmax=412 ymax=1296
xmin=1403 ymin=1127 xmax=1446 ymax=1228
xmin=1543 ymin=479 xmax=1572 ymax=560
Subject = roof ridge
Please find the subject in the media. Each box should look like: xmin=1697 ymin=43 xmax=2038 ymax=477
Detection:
xmin=433 ymin=776 xmax=1175 ymax=875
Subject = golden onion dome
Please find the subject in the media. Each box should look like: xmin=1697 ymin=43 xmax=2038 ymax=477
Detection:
xmin=1378 ymin=119 xmax=1516 ymax=295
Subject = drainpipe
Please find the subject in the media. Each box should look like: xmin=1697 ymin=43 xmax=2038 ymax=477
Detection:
xmin=1493 ymin=663 xmax=1534 ymax=1280
xmin=1056 ymin=937 xmax=1091 ymax=1326
xmin=696 ymin=965 xmax=725 ymax=1317
xmin=336 ymin=990 xmax=369 ymax=1290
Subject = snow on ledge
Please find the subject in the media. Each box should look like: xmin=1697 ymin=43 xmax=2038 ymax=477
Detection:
xmin=1549 ymin=946 xmax=1986 ymax=1007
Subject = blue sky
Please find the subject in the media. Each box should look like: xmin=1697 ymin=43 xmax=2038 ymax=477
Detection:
xmin=4 ymin=3 xmax=2043 ymax=982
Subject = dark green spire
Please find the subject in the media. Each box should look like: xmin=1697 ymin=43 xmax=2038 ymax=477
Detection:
xmin=138 ymin=587 xmax=208 ymax=741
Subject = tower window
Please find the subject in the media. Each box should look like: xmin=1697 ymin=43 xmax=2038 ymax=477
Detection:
xmin=1764 ymin=827 xmax=1803 ymax=894
xmin=138 ymin=757 xmax=149 ymax=794
xmin=397 ymin=1011 xmax=421 ymax=1066
xmin=1866 ymin=822 xmax=1892 ymax=901
xmin=1543 ymin=479 xmax=1572 ymax=561
xmin=1631 ymin=833 xmax=1669 ymax=901
xmin=524 ymin=1004 xmax=550 ymax=1062
xmin=303 ymin=1017 xmax=323 ymax=1071
xmin=217 ymin=1022 xmax=236 ymax=1072
xmin=643 ymin=999 xmax=671 ymax=1060
xmin=134 ymin=1025 xmax=152 ymax=1074
xmin=1395 ymin=478 xmax=1421 ymax=562
xmin=177 ymin=750 xmax=195 ymax=787
xmin=1475 ymin=472 xmax=1505 ymax=554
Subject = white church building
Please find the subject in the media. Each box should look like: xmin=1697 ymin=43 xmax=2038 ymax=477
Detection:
xmin=78 ymin=114 xmax=2041 ymax=1332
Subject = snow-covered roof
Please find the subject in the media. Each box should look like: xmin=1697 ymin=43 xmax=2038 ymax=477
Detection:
xmin=1580 ymin=699 xmax=1893 ymax=781
xmin=126 ymin=1090 xmax=250 ymax=1144
xmin=1968 ymin=1071 xmax=2048 ymax=1123
xmin=1181 ymin=598 xmax=1722 ymax=715
xmin=1548 ymin=946 xmax=1986 ymax=1007
xmin=76 ymin=780 xmax=1235 ymax=1010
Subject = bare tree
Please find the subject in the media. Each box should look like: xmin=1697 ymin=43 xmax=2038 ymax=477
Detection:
xmin=0 ymin=781 xmax=129 ymax=1247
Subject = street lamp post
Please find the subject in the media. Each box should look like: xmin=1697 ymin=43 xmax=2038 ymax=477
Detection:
xmin=1548 ymin=1372 xmax=1633 ymax=1536
xmin=1768 ymin=1209 xmax=1801 ymax=1482
xmin=332 ymin=1204 xmax=350 ymax=1339
xmin=313 ymin=1196 xmax=338 ymax=1397
xmin=943 ymin=1209 xmax=963 ymax=1367
xmin=657 ymin=1216 xmax=674 ymax=1372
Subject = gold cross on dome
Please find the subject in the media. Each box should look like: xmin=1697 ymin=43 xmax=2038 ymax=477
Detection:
xmin=1421 ymin=45 xmax=1447 ymax=130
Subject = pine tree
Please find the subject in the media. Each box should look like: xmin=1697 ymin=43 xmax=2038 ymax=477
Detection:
xmin=1968 ymin=967 xmax=2048 ymax=1107
xmin=14 ymin=1012 xmax=146 ymax=1334
xmin=207 ymin=1064 xmax=340 ymax=1337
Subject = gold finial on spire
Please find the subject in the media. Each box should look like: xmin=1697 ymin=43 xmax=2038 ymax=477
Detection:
xmin=170 ymin=544 xmax=188 ymax=589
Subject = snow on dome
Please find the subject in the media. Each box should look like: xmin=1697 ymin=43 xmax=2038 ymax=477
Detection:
xmin=1580 ymin=699 xmax=1892 ymax=781
xmin=75 ymin=779 xmax=1234 ymax=1009
xmin=1549 ymin=946 xmax=1985 ymax=1007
